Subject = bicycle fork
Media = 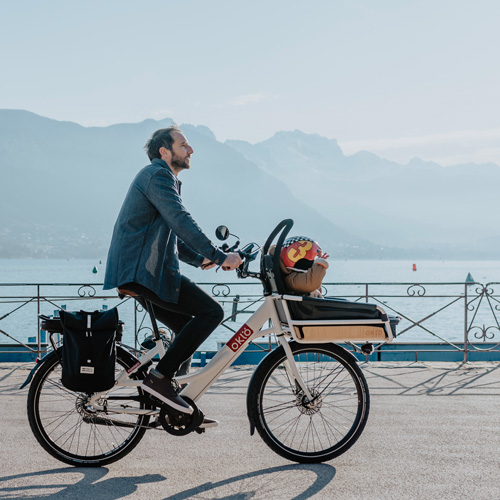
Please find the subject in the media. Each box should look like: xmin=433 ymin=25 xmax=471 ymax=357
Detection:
xmin=278 ymin=336 xmax=314 ymax=402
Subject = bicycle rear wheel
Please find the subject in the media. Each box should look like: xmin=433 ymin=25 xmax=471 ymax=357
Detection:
xmin=247 ymin=342 xmax=369 ymax=463
xmin=27 ymin=346 xmax=151 ymax=467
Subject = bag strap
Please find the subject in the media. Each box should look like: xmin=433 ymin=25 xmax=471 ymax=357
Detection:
xmin=86 ymin=314 xmax=92 ymax=337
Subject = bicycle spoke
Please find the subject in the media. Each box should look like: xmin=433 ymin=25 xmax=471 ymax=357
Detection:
xmin=264 ymin=405 xmax=301 ymax=428
xmin=261 ymin=398 xmax=297 ymax=414
xmin=281 ymin=412 xmax=304 ymax=449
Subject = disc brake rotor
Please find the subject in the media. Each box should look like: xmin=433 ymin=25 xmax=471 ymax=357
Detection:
xmin=296 ymin=388 xmax=323 ymax=415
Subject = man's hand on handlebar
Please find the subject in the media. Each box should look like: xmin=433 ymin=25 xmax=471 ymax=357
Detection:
xmin=221 ymin=252 xmax=243 ymax=271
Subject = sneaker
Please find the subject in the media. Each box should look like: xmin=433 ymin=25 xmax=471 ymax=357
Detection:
xmin=199 ymin=417 xmax=219 ymax=429
xmin=141 ymin=369 xmax=193 ymax=414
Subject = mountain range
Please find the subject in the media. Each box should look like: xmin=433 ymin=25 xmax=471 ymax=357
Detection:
xmin=227 ymin=132 xmax=496 ymax=257
xmin=0 ymin=110 xmax=495 ymax=259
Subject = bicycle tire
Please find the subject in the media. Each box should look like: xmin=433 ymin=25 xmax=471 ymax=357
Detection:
xmin=27 ymin=346 xmax=150 ymax=467
xmin=247 ymin=341 xmax=370 ymax=463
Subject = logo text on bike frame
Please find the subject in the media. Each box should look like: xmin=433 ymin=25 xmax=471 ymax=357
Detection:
xmin=227 ymin=324 xmax=254 ymax=352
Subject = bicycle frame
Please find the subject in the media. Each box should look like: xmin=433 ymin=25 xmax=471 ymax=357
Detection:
xmin=89 ymin=294 xmax=314 ymax=414
xmin=27 ymin=219 xmax=389 ymax=466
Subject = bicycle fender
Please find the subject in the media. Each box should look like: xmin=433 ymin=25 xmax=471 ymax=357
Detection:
xmin=246 ymin=344 xmax=287 ymax=436
xmin=19 ymin=351 xmax=54 ymax=389
xmin=328 ymin=342 xmax=363 ymax=364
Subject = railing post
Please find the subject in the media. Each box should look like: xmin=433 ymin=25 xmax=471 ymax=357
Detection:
xmin=231 ymin=295 xmax=240 ymax=321
xmin=464 ymin=283 xmax=468 ymax=362
xmin=37 ymin=285 xmax=41 ymax=358
xmin=134 ymin=301 xmax=138 ymax=350
xmin=365 ymin=284 xmax=369 ymax=303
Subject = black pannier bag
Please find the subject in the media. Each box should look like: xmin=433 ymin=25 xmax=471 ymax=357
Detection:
xmin=59 ymin=308 xmax=119 ymax=393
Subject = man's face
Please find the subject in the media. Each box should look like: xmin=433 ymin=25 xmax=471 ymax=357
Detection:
xmin=168 ymin=131 xmax=194 ymax=171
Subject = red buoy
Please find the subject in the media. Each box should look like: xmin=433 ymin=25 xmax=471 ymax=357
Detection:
xmin=412 ymin=264 xmax=417 ymax=271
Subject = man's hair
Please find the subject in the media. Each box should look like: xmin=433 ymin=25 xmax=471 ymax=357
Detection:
xmin=144 ymin=126 xmax=180 ymax=160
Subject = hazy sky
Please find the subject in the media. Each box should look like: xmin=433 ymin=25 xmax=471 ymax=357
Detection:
xmin=2 ymin=0 xmax=500 ymax=166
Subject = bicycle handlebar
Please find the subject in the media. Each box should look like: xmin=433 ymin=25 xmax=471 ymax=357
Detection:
xmin=216 ymin=219 xmax=294 ymax=281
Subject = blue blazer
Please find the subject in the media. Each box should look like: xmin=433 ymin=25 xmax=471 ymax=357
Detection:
xmin=103 ymin=158 xmax=227 ymax=303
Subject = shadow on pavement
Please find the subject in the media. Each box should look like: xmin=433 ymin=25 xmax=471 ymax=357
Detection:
xmin=0 ymin=467 xmax=165 ymax=499
xmin=363 ymin=361 xmax=500 ymax=396
xmin=162 ymin=463 xmax=336 ymax=500
xmin=0 ymin=464 xmax=335 ymax=500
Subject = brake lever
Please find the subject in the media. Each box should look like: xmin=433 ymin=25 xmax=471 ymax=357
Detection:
xmin=221 ymin=241 xmax=240 ymax=253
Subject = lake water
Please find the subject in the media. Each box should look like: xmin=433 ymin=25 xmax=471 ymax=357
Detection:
xmin=1 ymin=259 xmax=499 ymax=350
xmin=1 ymin=258 xmax=498 ymax=284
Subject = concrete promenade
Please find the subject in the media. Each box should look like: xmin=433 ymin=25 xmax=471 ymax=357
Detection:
xmin=0 ymin=361 xmax=499 ymax=500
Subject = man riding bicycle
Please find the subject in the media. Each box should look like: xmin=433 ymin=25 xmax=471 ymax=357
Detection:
xmin=103 ymin=126 xmax=241 ymax=426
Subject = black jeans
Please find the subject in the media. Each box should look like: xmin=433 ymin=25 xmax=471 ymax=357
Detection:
xmin=122 ymin=277 xmax=224 ymax=377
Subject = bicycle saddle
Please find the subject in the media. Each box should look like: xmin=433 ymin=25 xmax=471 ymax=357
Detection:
xmin=117 ymin=288 xmax=139 ymax=299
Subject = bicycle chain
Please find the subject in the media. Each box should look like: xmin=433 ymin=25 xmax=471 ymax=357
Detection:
xmin=83 ymin=412 xmax=165 ymax=431
xmin=86 ymin=400 xmax=204 ymax=434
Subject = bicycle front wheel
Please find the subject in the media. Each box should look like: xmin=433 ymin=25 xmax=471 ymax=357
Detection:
xmin=27 ymin=346 xmax=151 ymax=467
xmin=247 ymin=342 xmax=370 ymax=463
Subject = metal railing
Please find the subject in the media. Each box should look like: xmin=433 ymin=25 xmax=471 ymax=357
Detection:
xmin=0 ymin=281 xmax=499 ymax=362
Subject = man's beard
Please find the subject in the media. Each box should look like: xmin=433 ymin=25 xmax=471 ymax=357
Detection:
xmin=171 ymin=152 xmax=191 ymax=170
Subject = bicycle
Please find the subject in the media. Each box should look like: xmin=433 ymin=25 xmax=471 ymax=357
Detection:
xmin=24 ymin=219 xmax=398 ymax=466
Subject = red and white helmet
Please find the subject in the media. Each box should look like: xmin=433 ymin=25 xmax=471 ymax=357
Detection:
xmin=280 ymin=236 xmax=321 ymax=270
